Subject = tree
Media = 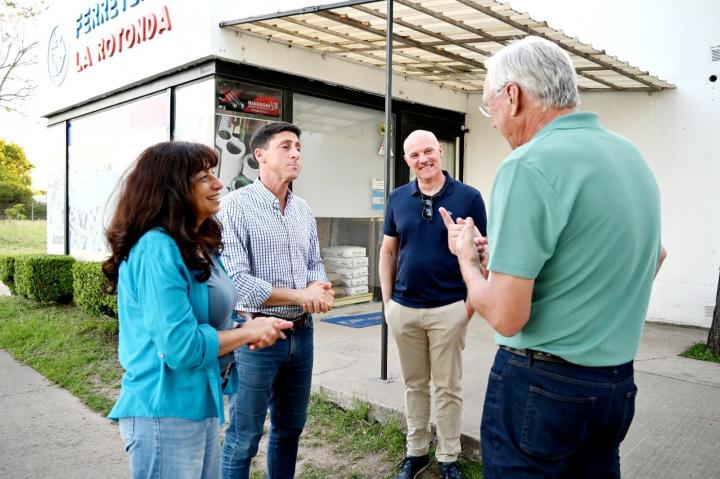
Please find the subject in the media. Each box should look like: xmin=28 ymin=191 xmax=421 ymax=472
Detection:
xmin=0 ymin=1 xmax=44 ymax=112
xmin=0 ymin=181 xmax=32 ymax=218
xmin=708 ymin=269 xmax=720 ymax=355
xmin=0 ymin=139 xmax=33 ymax=186
xmin=4 ymin=202 xmax=26 ymax=219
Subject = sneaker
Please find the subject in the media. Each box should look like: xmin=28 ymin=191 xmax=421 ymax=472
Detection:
xmin=439 ymin=461 xmax=464 ymax=479
xmin=396 ymin=454 xmax=430 ymax=479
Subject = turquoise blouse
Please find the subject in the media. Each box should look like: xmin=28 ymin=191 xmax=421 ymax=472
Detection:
xmin=108 ymin=228 xmax=225 ymax=423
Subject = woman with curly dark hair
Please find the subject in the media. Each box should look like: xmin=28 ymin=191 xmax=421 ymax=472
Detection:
xmin=102 ymin=141 xmax=291 ymax=479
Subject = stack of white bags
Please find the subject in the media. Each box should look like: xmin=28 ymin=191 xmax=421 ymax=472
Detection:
xmin=321 ymin=246 xmax=369 ymax=298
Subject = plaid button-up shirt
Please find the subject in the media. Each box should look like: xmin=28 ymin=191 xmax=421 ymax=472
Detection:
xmin=218 ymin=178 xmax=327 ymax=319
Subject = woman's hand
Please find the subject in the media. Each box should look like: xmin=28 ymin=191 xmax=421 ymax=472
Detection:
xmin=217 ymin=317 xmax=293 ymax=356
xmin=244 ymin=316 xmax=294 ymax=350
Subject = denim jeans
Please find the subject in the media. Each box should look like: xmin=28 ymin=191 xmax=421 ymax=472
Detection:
xmin=118 ymin=416 xmax=220 ymax=479
xmin=221 ymin=320 xmax=314 ymax=479
xmin=481 ymin=348 xmax=637 ymax=479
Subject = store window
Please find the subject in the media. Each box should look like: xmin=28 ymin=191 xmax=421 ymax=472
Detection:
xmin=67 ymin=92 xmax=170 ymax=259
xmin=214 ymin=78 xmax=281 ymax=194
xmin=45 ymin=123 xmax=67 ymax=254
xmin=293 ymin=94 xmax=389 ymax=305
xmin=174 ymin=77 xmax=215 ymax=146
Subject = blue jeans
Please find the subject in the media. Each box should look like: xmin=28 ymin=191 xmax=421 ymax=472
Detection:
xmin=118 ymin=416 xmax=220 ymax=479
xmin=221 ymin=320 xmax=314 ymax=479
xmin=481 ymin=348 xmax=637 ymax=479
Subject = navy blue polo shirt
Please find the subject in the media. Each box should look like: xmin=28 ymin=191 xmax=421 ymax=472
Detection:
xmin=384 ymin=171 xmax=487 ymax=308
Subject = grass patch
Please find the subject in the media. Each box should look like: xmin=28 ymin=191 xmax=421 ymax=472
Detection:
xmin=306 ymin=392 xmax=406 ymax=464
xmin=0 ymin=296 xmax=121 ymax=414
xmin=0 ymin=220 xmax=46 ymax=254
xmin=680 ymin=342 xmax=720 ymax=363
xmin=0 ymin=295 xmax=484 ymax=477
xmin=304 ymin=391 xmax=483 ymax=478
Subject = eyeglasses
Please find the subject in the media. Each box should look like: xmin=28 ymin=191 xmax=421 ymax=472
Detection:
xmin=479 ymin=102 xmax=492 ymax=118
xmin=479 ymin=83 xmax=509 ymax=118
xmin=421 ymin=195 xmax=433 ymax=221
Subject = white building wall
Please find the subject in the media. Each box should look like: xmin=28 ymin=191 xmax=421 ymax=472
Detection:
xmin=39 ymin=0 xmax=215 ymax=115
xmin=38 ymin=0 xmax=718 ymax=326
xmin=465 ymin=0 xmax=720 ymax=327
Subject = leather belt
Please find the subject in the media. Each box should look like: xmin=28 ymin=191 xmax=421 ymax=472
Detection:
xmin=500 ymin=345 xmax=569 ymax=364
xmin=277 ymin=312 xmax=310 ymax=330
xmin=249 ymin=312 xmax=310 ymax=330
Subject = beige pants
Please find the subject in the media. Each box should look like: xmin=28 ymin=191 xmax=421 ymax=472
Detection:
xmin=385 ymin=299 xmax=468 ymax=462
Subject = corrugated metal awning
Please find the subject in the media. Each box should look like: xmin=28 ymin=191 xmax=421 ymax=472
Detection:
xmin=220 ymin=0 xmax=674 ymax=93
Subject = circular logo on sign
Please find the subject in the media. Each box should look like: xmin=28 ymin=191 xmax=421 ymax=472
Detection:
xmin=47 ymin=26 xmax=68 ymax=85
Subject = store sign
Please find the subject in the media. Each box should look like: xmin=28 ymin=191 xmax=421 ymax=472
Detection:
xmin=217 ymin=86 xmax=281 ymax=118
xmin=75 ymin=0 xmax=147 ymax=39
xmin=47 ymin=26 xmax=69 ymax=85
xmin=72 ymin=3 xmax=172 ymax=73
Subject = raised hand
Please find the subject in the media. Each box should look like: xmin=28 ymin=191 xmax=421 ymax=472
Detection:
xmin=439 ymin=207 xmax=487 ymax=261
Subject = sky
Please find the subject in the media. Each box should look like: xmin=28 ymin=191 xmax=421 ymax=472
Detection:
xmin=0 ymin=0 xmax=47 ymax=189
xmin=0 ymin=0 xmax=669 ymax=191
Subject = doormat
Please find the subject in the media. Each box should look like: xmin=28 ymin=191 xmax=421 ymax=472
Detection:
xmin=322 ymin=311 xmax=383 ymax=328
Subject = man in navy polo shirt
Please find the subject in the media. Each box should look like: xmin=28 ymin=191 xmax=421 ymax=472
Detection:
xmin=379 ymin=129 xmax=487 ymax=479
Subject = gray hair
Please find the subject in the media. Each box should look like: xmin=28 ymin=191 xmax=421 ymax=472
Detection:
xmin=485 ymin=36 xmax=579 ymax=110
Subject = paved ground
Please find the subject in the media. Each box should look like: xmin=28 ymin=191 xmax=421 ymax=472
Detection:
xmin=0 ymin=349 xmax=127 ymax=478
xmin=312 ymin=305 xmax=720 ymax=479
xmin=1 ymin=297 xmax=718 ymax=478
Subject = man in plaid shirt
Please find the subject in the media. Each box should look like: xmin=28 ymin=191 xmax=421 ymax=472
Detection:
xmin=218 ymin=121 xmax=333 ymax=479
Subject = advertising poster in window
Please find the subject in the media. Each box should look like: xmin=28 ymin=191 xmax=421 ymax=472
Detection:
xmin=215 ymin=114 xmax=273 ymax=192
xmin=215 ymin=79 xmax=281 ymax=193
xmin=216 ymin=79 xmax=281 ymax=118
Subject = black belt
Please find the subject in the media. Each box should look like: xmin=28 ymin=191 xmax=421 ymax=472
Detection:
xmin=276 ymin=312 xmax=310 ymax=330
xmin=500 ymin=345 xmax=569 ymax=364
xmin=249 ymin=312 xmax=310 ymax=330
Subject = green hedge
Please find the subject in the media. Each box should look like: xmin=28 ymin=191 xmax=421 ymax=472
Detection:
xmin=0 ymin=255 xmax=17 ymax=293
xmin=72 ymin=261 xmax=118 ymax=317
xmin=14 ymin=255 xmax=75 ymax=303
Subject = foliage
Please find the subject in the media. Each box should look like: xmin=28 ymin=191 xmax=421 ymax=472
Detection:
xmin=4 ymin=202 xmax=26 ymax=219
xmin=73 ymin=261 xmax=118 ymax=317
xmin=0 ymin=219 xmax=46 ymax=253
xmin=0 ymin=181 xmax=33 ymax=213
xmin=28 ymin=199 xmax=46 ymax=219
xmin=14 ymin=254 xmax=74 ymax=303
xmin=681 ymin=342 xmax=720 ymax=364
xmin=0 ymin=254 xmax=18 ymax=293
xmin=0 ymin=296 xmax=121 ymax=414
xmin=0 ymin=140 xmax=33 ymax=186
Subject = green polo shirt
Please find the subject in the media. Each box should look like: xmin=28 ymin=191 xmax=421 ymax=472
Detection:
xmin=488 ymin=112 xmax=662 ymax=366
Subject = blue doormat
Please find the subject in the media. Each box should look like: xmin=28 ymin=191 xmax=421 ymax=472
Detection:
xmin=322 ymin=311 xmax=383 ymax=328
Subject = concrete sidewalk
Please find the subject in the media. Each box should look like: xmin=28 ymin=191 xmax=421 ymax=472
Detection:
xmin=1 ymin=307 xmax=718 ymax=478
xmin=0 ymin=349 xmax=127 ymax=478
xmin=313 ymin=305 xmax=720 ymax=479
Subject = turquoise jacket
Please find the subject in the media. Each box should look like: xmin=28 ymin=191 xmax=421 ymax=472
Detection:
xmin=108 ymin=229 xmax=225 ymax=423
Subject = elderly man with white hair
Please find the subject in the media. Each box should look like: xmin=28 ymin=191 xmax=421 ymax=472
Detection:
xmin=441 ymin=36 xmax=667 ymax=477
